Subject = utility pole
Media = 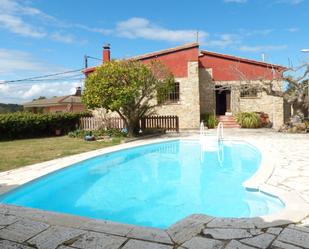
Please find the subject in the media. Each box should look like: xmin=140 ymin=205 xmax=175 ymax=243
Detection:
xmin=84 ymin=55 xmax=88 ymax=69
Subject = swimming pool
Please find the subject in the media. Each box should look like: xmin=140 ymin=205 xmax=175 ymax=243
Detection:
xmin=0 ymin=139 xmax=284 ymax=228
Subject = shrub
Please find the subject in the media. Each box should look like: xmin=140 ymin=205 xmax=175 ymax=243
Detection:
xmin=68 ymin=128 xmax=126 ymax=139
xmin=0 ymin=112 xmax=90 ymax=140
xmin=200 ymin=113 xmax=218 ymax=128
xmin=235 ymin=112 xmax=261 ymax=128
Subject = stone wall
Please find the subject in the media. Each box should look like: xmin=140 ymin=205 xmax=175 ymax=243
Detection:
xmin=238 ymin=92 xmax=284 ymax=129
xmin=154 ymin=61 xmax=201 ymax=129
xmin=214 ymin=80 xmax=284 ymax=129
xmin=199 ymin=68 xmax=215 ymax=115
xmin=93 ymin=61 xmax=201 ymax=130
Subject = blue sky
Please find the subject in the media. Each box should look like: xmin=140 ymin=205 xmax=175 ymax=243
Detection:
xmin=0 ymin=0 xmax=308 ymax=103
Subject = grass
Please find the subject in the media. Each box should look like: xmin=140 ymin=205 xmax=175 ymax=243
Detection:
xmin=0 ymin=136 xmax=123 ymax=172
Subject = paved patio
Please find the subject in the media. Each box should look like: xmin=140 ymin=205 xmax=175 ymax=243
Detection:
xmin=1 ymin=129 xmax=309 ymax=249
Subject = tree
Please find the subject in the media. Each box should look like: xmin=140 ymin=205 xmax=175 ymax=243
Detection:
xmin=220 ymin=63 xmax=309 ymax=121
xmin=82 ymin=60 xmax=175 ymax=136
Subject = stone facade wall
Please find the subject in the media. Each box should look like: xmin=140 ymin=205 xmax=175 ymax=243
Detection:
xmin=154 ymin=61 xmax=201 ymax=129
xmin=199 ymin=68 xmax=215 ymax=115
xmin=93 ymin=61 xmax=201 ymax=130
xmin=214 ymin=80 xmax=284 ymax=129
xmin=238 ymin=92 xmax=284 ymax=129
xmin=44 ymin=104 xmax=85 ymax=113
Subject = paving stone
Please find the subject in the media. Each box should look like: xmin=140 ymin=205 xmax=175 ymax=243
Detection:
xmin=0 ymin=219 xmax=49 ymax=243
xmin=272 ymin=240 xmax=303 ymax=249
xmin=71 ymin=231 xmax=127 ymax=249
xmin=80 ymin=220 xmax=134 ymax=237
xmin=122 ymin=239 xmax=173 ymax=249
xmin=181 ymin=237 xmax=224 ymax=249
xmin=224 ymin=240 xmax=256 ymax=249
xmin=240 ymin=233 xmax=276 ymax=249
xmin=288 ymin=224 xmax=309 ymax=234
xmin=27 ymin=225 xmax=85 ymax=249
xmin=127 ymin=226 xmax=172 ymax=244
xmin=277 ymin=228 xmax=309 ymax=248
xmin=203 ymin=228 xmax=252 ymax=240
xmin=167 ymin=214 xmax=213 ymax=244
xmin=267 ymin=227 xmax=283 ymax=235
xmin=206 ymin=218 xmax=256 ymax=229
xmin=0 ymin=240 xmax=33 ymax=249
xmin=0 ymin=214 xmax=19 ymax=226
xmin=249 ymin=229 xmax=263 ymax=236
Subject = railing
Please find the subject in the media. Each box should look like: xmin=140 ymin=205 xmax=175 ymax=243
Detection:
xmin=80 ymin=115 xmax=179 ymax=132
xmin=217 ymin=122 xmax=224 ymax=141
xmin=200 ymin=122 xmax=205 ymax=136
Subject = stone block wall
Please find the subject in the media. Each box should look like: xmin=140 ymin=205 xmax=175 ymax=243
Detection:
xmin=199 ymin=68 xmax=215 ymax=115
xmin=211 ymin=80 xmax=285 ymax=129
xmin=154 ymin=61 xmax=201 ymax=129
xmin=238 ymin=92 xmax=284 ymax=129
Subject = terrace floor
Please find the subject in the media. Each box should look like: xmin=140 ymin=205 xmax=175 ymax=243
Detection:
xmin=1 ymin=129 xmax=309 ymax=249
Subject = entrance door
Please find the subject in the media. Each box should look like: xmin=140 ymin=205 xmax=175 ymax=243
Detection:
xmin=216 ymin=87 xmax=231 ymax=115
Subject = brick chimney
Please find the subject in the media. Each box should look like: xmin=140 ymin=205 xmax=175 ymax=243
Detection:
xmin=103 ymin=43 xmax=110 ymax=63
xmin=75 ymin=87 xmax=82 ymax=96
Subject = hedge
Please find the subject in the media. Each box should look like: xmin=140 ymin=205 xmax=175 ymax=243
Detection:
xmin=0 ymin=112 xmax=91 ymax=140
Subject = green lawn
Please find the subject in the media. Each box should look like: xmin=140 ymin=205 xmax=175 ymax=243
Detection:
xmin=0 ymin=136 xmax=122 ymax=172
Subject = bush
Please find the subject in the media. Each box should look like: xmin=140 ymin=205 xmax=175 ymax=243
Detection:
xmin=68 ymin=128 xmax=126 ymax=139
xmin=235 ymin=112 xmax=261 ymax=128
xmin=200 ymin=113 xmax=218 ymax=128
xmin=0 ymin=112 xmax=90 ymax=140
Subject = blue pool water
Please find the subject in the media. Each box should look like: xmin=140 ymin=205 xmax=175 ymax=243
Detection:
xmin=0 ymin=140 xmax=284 ymax=228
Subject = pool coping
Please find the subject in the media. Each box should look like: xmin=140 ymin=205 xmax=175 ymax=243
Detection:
xmin=0 ymin=135 xmax=309 ymax=243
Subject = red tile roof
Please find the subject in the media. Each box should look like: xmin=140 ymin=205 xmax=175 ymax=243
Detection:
xmin=129 ymin=42 xmax=199 ymax=60
xmin=82 ymin=43 xmax=199 ymax=74
xmin=23 ymin=95 xmax=82 ymax=108
xmin=200 ymin=50 xmax=287 ymax=70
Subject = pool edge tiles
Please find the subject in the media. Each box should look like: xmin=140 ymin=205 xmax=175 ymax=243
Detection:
xmin=0 ymin=136 xmax=309 ymax=229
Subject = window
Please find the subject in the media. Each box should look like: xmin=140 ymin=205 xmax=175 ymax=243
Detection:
xmin=159 ymin=82 xmax=180 ymax=104
xmin=240 ymin=86 xmax=258 ymax=98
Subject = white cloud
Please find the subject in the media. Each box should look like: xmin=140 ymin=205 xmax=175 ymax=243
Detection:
xmin=275 ymin=0 xmax=303 ymax=4
xmin=74 ymin=24 xmax=112 ymax=35
xmin=243 ymin=29 xmax=274 ymax=36
xmin=286 ymin=27 xmax=300 ymax=32
xmin=0 ymin=0 xmax=110 ymax=42
xmin=224 ymin=0 xmax=303 ymax=4
xmin=239 ymin=44 xmax=288 ymax=52
xmin=224 ymin=0 xmax=247 ymax=3
xmin=204 ymin=34 xmax=241 ymax=48
xmin=51 ymin=32 xmax=75 ymax=44
xmin=0 ymin=81 xmax=82 ymax=103
xmin=116 ymin=17 xmax=208 ymax=43
xmin=0 ymin=49 xmax=62 ymax=75
xmin=0 ymin=0 xmax=47 ymax=38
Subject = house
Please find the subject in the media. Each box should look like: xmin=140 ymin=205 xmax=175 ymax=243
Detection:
xmin=84 ymin=43 xmax=286 ymax=129
xmin=23 ymin=87 xmax=85 ymax=113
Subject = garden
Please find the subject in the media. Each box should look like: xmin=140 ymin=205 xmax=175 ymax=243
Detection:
xmin=0 ymin=111 xmax=126 ymax=172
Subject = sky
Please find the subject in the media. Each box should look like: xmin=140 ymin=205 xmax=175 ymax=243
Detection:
xmin=0 ymin=0 xmax=309 ymax=104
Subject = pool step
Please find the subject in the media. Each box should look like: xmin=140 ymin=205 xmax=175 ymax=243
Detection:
xmin=217 ymin=115 xmax=241 ymax=128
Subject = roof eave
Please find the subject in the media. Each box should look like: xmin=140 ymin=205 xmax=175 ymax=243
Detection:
xmin=200 ymin=50 xmax=287 ymax=70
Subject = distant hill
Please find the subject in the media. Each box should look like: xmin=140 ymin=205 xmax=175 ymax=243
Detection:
xmin=0 ymin=103 xmax=23 ymax=113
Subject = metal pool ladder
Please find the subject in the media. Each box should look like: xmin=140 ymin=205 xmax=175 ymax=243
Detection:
xmin=217 ymin=122 xmax=224 ymax=141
